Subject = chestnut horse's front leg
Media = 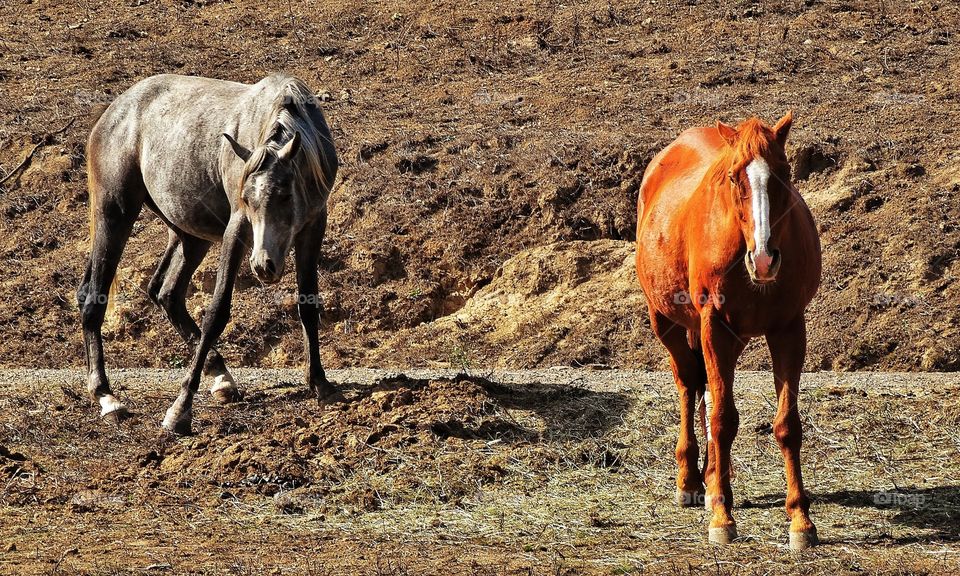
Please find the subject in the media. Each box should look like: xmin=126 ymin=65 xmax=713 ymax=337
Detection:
xmin=700 ymin=307 xmax=746 ymax=544
xmin=162 ymin=215 xmax=249 ymax=434
xmin=766 ymin=314 xmax=818 ymax=550
xmin=294 ymin=213 xmax=343 ymax=404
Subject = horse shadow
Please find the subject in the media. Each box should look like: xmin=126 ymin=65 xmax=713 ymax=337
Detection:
xmin=476 ymin=377 xmax=632 ymax=443
xmin=744 ymin=486 xmax=960 ymax=543
xmin=262 ymin=373 xmax=632 ymax=444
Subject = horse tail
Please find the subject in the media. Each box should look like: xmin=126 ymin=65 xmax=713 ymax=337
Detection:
xmin=85 ymin=123 xmax=119 ymax=314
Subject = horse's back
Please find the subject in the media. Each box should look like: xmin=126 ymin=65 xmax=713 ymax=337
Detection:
xmin=87 ymin=75 xmax=259 ymax=239
xmin=638 ymin=127 xmax=724 ymax=219
xmin=88 ymin=74 xmax=251 ymax=174
xmin=634 ymin=126 xmax=729 ymax=327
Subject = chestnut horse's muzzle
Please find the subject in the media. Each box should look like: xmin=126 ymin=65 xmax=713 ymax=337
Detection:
xmin=745 ymin=248 xmax=781 ymax=284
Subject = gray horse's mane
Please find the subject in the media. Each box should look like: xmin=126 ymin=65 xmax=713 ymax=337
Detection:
xmin=240 ymin=76 xmax=332 ymax=202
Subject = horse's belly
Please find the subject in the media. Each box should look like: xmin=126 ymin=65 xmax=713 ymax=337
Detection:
xmin=636 ymin=243 xmax=699 ymax=329
xmin=147 ymin=188 xmax=231 ymax=242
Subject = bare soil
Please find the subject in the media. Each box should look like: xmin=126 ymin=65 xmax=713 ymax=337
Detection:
xmin=2 ymin=2 xmax=960 ymax=572
xmin=2 ymin=369 xmax=960 ymax=575
xmin=1 ymin=1 xmax=959 ymax=372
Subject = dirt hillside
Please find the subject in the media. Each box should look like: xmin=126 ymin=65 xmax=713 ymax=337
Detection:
xmin=1 ymin=0 xmax=958 ymax=371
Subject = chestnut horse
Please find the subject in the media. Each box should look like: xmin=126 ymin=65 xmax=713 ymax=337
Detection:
xmin=635 ymin=112 xmax=821 ymax=549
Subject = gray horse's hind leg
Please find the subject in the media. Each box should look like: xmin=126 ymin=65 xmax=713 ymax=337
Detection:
xmin=147 ymin=229 xmax=239 ymax=403
xmin=77 ymin=181 xmax=146 ymax=421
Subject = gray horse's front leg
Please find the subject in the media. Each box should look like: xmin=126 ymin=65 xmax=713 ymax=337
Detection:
xmin=294 ymin=218 xmax=343 ymax=404
xmin=162 ymin=216 xmax=249 ymax=434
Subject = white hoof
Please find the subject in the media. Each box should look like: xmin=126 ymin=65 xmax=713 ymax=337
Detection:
xmin=162 ymin=406 xmax=192 ymax=435
xmin=98 ymin=395 xmax=127 ymax=419
xmin=209 ymin=373 xmax=240 ymax=403
xmin=789 ymin=529 xmax=819 ymax=550
xmin=708 ymin=525 xmax=738 ymax=545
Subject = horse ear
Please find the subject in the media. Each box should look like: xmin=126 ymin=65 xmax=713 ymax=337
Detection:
xmin=222 ymin=133 xmax=251 ymax=161
xmin=773 ymin=110 xmax=793 ymax=148
xmin=717 ymin=121 xmax=738 ymax=146
xmin=278 ymin=131 xmax=301 ymax=161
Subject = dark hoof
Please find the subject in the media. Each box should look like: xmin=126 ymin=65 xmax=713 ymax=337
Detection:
xmin=315 ymin=384 xmax=346 ymax=407
xmin=161 ymin=408 xmax=193 ymax=436
xmin=210 ymin=384 xmax=242 ymax=404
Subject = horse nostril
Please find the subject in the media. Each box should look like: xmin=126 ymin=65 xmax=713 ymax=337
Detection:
xmin=264 ymin=258 xmax=277 ymax=276
xmin=771 ymin=249 xmax=781 ymax=267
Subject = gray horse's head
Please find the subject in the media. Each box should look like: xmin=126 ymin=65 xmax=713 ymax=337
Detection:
xmin=223 ymin=132 xmax=305 ymax=284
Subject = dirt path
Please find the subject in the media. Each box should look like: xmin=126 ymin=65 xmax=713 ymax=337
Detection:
xmin=2 ymin=369 xmax=959 ymax=575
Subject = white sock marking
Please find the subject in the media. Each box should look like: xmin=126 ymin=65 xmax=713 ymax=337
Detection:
xmin=704 ymin=390 xmax=714 ymax=442
xmin=210 ymin=371 xmax=238 ymax=394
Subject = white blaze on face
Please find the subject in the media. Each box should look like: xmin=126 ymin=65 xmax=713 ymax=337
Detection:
xmin=248 ymin=176 xmax=270 ymax=255
xmin=745 ymin=157 xmax=772 ymax=256
xmin=250 ymin=178 xmax=264 ymax=234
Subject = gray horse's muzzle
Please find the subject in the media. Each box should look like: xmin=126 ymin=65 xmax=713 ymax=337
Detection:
xmin=250 ymin=251 xmax=284 ymax=284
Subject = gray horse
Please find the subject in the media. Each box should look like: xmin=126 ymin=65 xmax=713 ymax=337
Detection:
xmin=77 ymin=73 xmax=340 ymax=434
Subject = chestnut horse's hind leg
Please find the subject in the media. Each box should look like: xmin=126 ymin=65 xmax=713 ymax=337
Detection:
xmin=147 ymin=230 xmax=239 ymax=403
xmin=700 ymin=309 xmax=747 ymax=544
xmin=766 ymin=314 xmax=818 ymax=550
xmin=77 ymin=180 xmax=146 ymax=422
xmin=650 ymin=310 xmax=706 ymax=508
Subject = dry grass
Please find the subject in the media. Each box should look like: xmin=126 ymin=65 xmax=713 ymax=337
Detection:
xmin=1 ymin=369 xmax=959 ymax=574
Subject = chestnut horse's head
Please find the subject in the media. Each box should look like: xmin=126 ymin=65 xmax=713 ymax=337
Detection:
xmin=716 ymin=112 xmax=794 ymax=285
